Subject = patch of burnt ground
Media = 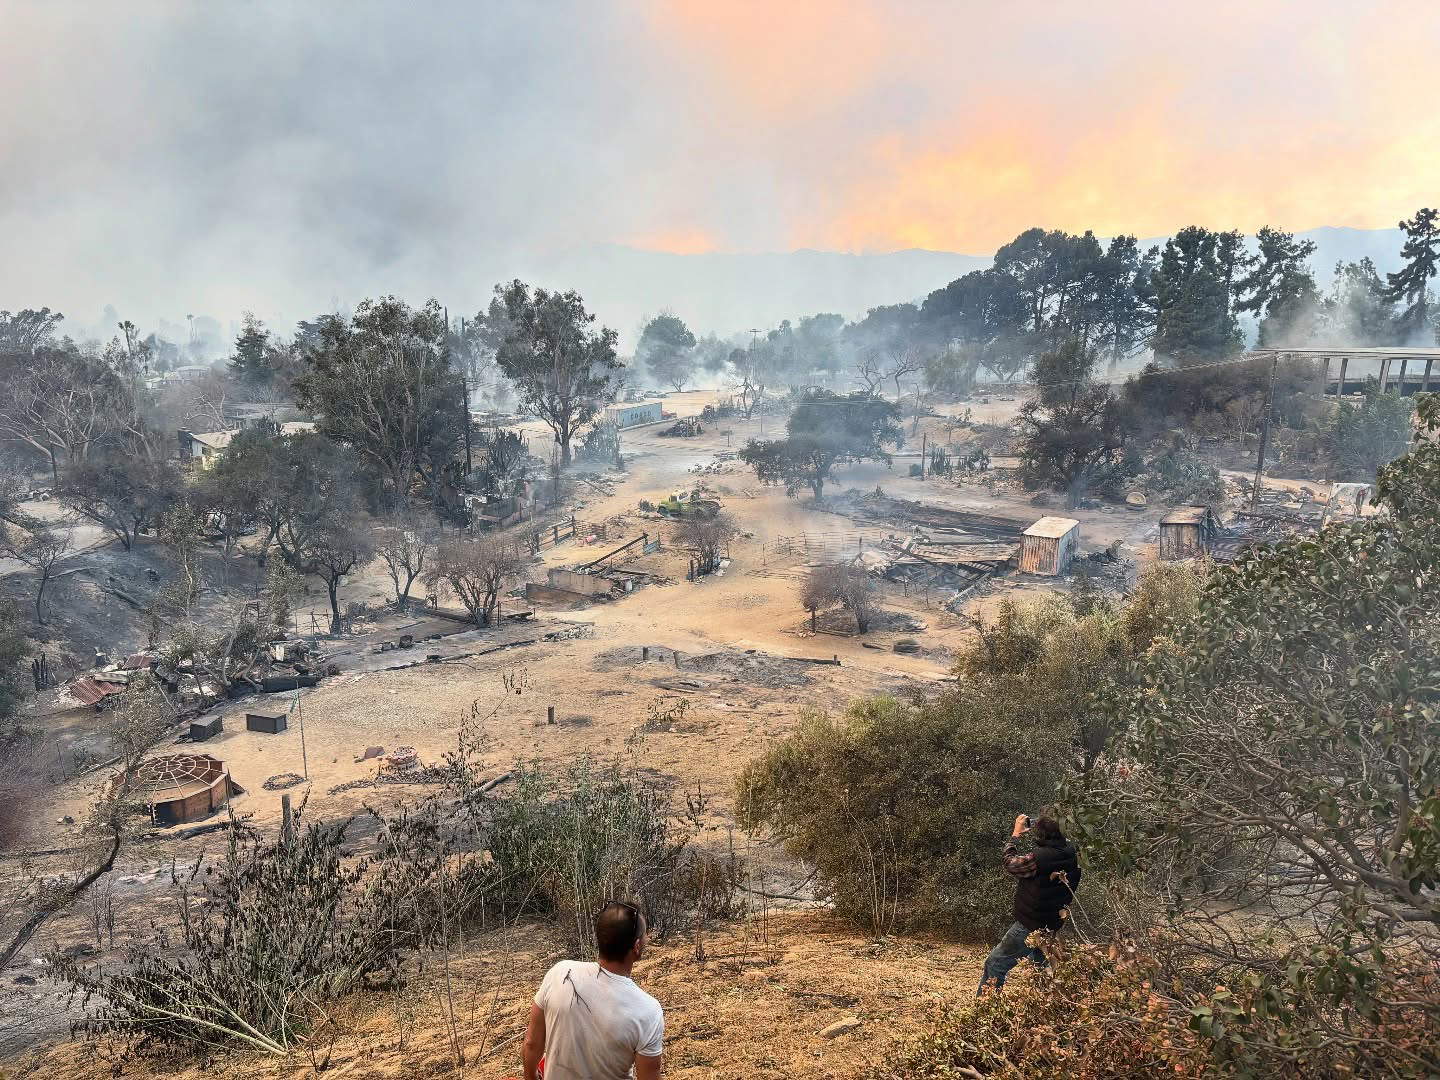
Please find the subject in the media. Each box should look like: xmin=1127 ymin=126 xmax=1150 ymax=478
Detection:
xmin=592 ymin=644 xmax=815 ymax=689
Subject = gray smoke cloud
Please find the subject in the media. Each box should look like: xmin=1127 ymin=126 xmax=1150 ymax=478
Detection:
xmin=0 ymin=2 xmax=702 ymax=341
xmin=0 ymin=2 xmax=1428 ymax=354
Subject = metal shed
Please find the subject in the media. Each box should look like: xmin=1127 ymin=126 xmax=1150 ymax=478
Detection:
xmin=246 ymin=711 xmax=288 ymax=734
xmin=1159 ymin=505 xmax=1220 ymax=561
xmin=1018 ymin=516 xmax=1080 ymax=576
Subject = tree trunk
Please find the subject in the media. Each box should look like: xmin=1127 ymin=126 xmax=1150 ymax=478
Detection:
xmin=327 ymin=578 xmax=342 ymax=634
xmin=34 ymin=578 xmax=46 ymax=625
xmin=0 ymin=824 xmax=123 ymax=972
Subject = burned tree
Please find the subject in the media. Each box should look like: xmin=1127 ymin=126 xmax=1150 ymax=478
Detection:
xmin=427 ymin=535 xmax=527 ymax=626
xmin=0 ymin=328 xmax=139 ymax=482
xmin=1 ymin=523 xmax=72 ymax=625
xmin=374 ymin=519 xmax=435 ymax=609
xmin=303 ymin=514 xmax=377 ymax=635
xmin=675 ymin=511 xmax=738 ymax=576
xmin=0 ymin=674 xmax=172 ymax=973
xmin=58 ymin=442 xmax=179 ymax=551
xmin=801 ymin=561 xmax=878 ymax=634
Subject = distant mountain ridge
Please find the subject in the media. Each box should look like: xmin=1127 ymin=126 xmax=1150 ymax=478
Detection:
xmin=527 ymin=227 xmax=1408 ymax=346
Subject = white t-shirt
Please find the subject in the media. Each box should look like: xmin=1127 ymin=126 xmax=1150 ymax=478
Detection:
xmin=534 ymin=960 xmax=664 ymax=1080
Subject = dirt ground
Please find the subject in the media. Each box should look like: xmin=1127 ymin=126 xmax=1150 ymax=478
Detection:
xmin=2 ymin=390 xmax=1175 ymax=1073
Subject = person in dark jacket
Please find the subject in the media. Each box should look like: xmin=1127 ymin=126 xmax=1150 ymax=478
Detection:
xmin=977 ymin=811 xmax=1082 ymax=994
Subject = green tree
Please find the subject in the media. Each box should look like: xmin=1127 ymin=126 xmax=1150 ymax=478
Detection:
xmin=636 ymin=313 xmax=697 ymax=391
xmin=739 ymin=389 xmax=901 ymax=498
xmin=481 ymin=281 xmax=621 ymax=466
xmin=228 ymin=312 xmax=283 ymax=387
xmin=1325 ymin=378 xmax=1415 ymax=480
xmin=1385 ymin=207 xmax=1439 ymax=342
xmin=918 ymin=269 xmax=1029 ymax=382
xmin=1017 ymin=338 xmax=1131 ymax=506
xmin=1091 ymin=236 xmax=1158 ymax=369
xmin=1150 ymin=227 xmax=1244 ymax=365
xmin=1235 ymin=226 xmax=1320 ymax=346
xmin=293 ymin=296 xmax=466 ymax=503
xmin=1067 ymin=392 xmax=1440 ymax=1075
xmin=1324 ymin=257 xmax=1398 ymax=345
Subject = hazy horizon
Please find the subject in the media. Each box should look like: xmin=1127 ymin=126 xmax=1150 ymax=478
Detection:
xmin=4 ymin=2 xmax=1437 ymax=348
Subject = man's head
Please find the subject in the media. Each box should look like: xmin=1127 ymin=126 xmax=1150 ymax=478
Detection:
xmin=1031 ymin=814 xmax=1066 ymax=847
xmin=594 ymin=901 xmax=647 ymax=965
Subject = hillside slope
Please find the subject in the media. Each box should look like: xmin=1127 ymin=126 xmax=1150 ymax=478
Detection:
xmin=11 ymin=912 xmax=989 ymax=1080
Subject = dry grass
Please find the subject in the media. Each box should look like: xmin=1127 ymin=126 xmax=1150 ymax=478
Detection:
xmin=11 ymin=911 xmax=988 ymax=1080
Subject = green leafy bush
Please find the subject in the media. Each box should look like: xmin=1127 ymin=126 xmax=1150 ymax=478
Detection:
xmin=736 ymin=696 xmax=1070 ymax=938
xmin=486 ymin=756 xmax=742 ymax=954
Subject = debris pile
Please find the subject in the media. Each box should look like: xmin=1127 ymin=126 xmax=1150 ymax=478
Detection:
xmin=658 ymin=417 xmax=704 ymax=437
xmin=822 ymin=489 xmax=1029 ymax=540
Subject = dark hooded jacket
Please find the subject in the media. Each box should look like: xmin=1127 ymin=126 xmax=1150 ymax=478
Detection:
xmin=1002 ymin=838 xmax=1082 ymax=931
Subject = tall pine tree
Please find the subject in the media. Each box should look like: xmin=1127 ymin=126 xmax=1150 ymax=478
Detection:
xmin=1150 ymin=227 xmax=1243 ymax=366
xmin=1385 ymin=207 xmax=1439 ymax=342
xmin=1235 ymin=226 xmax=1320 ymax=346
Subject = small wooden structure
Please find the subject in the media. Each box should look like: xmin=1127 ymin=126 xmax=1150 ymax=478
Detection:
xmin=189 ymin=715 xmax=223 ymax=742
xmin=1159 ymin=505 xmax=1221 ymax=561
xmin=246 ymin=711 xmax=288 ymax=734
xmin=1018 ymin=516 xmax=1080 ymax=576
xmin=118 ymin=753 xmax=235 ymax=826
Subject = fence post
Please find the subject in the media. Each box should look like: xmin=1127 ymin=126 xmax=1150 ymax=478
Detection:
xmin=547 ymin=705 xmax=556 ymax=725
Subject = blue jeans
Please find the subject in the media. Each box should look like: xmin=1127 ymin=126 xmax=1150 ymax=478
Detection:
xmin=977 ymin=921 xmax=1048 ymax=993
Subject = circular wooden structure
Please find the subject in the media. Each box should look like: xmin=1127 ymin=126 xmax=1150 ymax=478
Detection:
xmin=121 ymin=753 xmax=234 ymax=826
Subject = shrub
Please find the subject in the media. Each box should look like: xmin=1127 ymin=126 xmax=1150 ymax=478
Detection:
xmin=735 ymin=696 xmax=1069 ymax=938
xmin=1062 ymin=394 xmax=1440 ymax=1075
xmin=1140 ymin=447 xmax=1226 ymax=506
xmin=486 ymin=756 xmax=741 ymax=954
xmin=57 ymin=809 xmax=427 ymax=1055
xmin=867 ymin=940 xmax=1210 ymax=1079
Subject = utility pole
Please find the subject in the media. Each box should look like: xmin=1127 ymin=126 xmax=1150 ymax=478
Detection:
xmin=458 ymin=314 xmax=473 ymax=475
xmin=1251 ymin=352 xmax=1281 ymax=510
xmin=748 ymin=329 xmax=763 ymax=434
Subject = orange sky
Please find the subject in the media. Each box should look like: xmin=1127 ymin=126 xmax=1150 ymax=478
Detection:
xmin=644 ymin=0 xmax=1440 ymax=252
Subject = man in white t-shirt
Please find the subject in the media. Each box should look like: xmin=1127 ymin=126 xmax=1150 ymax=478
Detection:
xmin=522 ymin=901 xmax=664 ymax=1080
